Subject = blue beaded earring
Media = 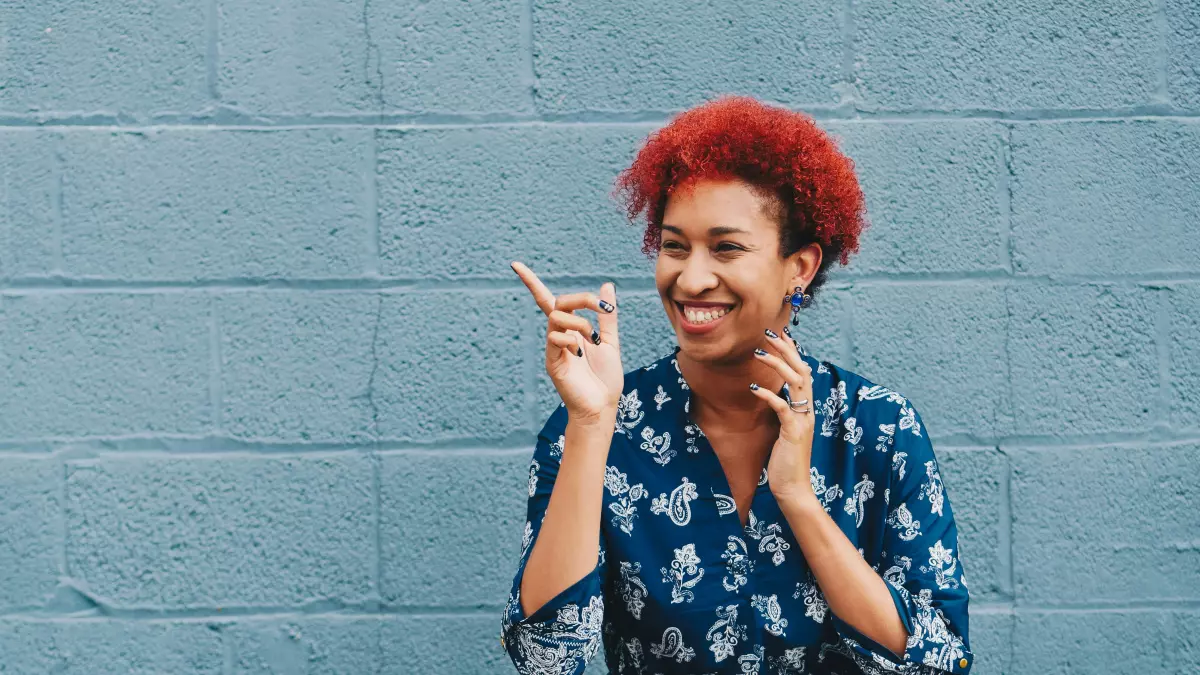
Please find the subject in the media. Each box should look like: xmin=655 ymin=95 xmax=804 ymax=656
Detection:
xmin=785 ymin=285 xmax=810 ymax=326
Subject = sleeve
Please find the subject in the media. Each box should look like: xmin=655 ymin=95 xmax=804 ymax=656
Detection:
xmin=829 ymin=400 xmax=975 ymax=675
xmin=500 ymin=404 xmax=609 ymax=675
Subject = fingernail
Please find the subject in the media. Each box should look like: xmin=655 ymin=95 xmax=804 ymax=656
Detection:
xmin=764 ymin=329 xmax=778 ymax=339
xmin=591 ymin=329 xmax=601 ymax=345
xmin=599 ymin=299 xmax=615 ymax=313
xmin=753 ymin=348 xmax=767 ymax=357
xmin=782 ymin=326 xmax=792 ymax=337
xmin=576 ymin=347 xmax=583 ymax=357
xmin=749 ymin=382 xmax=760 ymax=391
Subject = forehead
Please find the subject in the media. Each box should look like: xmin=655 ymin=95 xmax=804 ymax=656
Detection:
xmin=661 ymin=177 xmax=779 ymax=235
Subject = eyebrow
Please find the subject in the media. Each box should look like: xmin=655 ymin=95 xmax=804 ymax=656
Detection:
xmin=661 ymin=224 xmax=751 ymax=237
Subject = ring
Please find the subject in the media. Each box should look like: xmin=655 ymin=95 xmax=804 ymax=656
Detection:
xmin=788 ymin=397 xmax=810 ymax=413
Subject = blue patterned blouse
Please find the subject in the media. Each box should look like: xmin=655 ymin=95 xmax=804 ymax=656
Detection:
xmin=501 ymin=342 xmax=973 ymax=674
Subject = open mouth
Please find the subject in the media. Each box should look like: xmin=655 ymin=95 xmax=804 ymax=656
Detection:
xmin=675 ymin=301 xmax=736 ymax=332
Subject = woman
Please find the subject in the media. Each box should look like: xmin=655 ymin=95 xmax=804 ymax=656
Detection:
xmin=500 ymin=95 xmax=972 ymax=675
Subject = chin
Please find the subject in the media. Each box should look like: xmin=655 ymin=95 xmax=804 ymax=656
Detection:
xmin=674 ymin=334 xmax=745 ymax=367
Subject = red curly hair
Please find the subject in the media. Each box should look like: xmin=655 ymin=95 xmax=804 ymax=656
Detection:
xmin=611 ymin=95 xmax=868 ymax=304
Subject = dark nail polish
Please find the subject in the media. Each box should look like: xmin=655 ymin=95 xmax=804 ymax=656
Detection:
xmin=598 ymin=299 xmax=615 ymax=313
xmin=753 ymin=348 xmax=767 ymax=356
xmin=576 ymin=347 xmax=583 ymax=357
xmin=782 ymin=326 xmax=792 ymax=337
xmin=749 ymin=382 xmax=760 ymax=391
xmin=591 ymin=329 xmax=602 ymax=345
xmin=764 ymin=329 xmax=778 ymax=339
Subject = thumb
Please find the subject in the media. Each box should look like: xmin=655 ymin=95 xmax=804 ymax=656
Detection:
xmin=596 ymin=281 xmax=619 ymax=349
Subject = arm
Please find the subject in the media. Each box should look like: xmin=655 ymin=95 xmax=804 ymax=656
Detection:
xmin=790 ymin=401 xmax=974 ymax=674
xmin=778 ymin=491 xmax=912 ymax=657
xmin=500 ymin=405 xmax=616 ymax=674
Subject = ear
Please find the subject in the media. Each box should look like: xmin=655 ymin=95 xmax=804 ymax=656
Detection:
xmin=786 ymin=242 xmax=823 ymax=291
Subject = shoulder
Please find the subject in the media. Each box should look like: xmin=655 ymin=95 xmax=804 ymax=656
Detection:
xmin=817 ymin=357 xmax=921 ymax=428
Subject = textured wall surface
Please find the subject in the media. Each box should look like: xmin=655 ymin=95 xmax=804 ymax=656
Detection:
xmin=2 ymin=1 xmax=1198 ymax=673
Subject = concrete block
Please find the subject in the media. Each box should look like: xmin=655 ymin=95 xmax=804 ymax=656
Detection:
xmin=1006 ymin=283 xmax=1160 ymax=437
xmin=219 ymin=0 xmax=529 ymax=114
xmin=60 ymin=129 xmax=370 ymax=280
xmin=0 ymin=0 xmax=208 ymax=115
xmin=219 ymin=293 xmax=379 ymax=444
xmin=854 ymin=0 xmax=1159 ymax=111
xmin=531 ymin=0 xmax=843 ymax=113
xmin=830 ymin=121 xmax=1007 ymax=275
xmin=66 ymin=455 xmax=374 ymax=608
xmin=1010 ymin=121 xmax=1200 ymax=276
xmin=0 ymin=131 xmax=58 ymax=279
xmin=0 ymin=293 xmax=211 ymax=439
xmin=377 ymin=125 xmax=653 ymax=279
xmin=1012 ymin=444 xmax=1200 ymax=603
xmin=852 ymin=282 xmax=1013 ymax=439
xmin=379 ymin=452 xmax=526 ymax=606
xmin=0 ymin=457 xmax=61 ymax=611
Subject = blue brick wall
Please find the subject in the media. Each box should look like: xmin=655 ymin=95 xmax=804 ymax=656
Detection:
xmin=1 ymin=1 xmax=1197 ymax=672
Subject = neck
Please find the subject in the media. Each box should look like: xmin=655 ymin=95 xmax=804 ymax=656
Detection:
xmin=677 ymin=347 xmax=782 ymax=434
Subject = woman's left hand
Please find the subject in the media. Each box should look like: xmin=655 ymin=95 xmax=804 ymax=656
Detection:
xmin=750 ymin=327 xmax=818 ymax=503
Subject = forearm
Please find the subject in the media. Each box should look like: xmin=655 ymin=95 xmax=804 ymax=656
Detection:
xmin=777 ymin=491 xmax=909 ymax=657
xmin=519 ymin=410 xmax=616 ymax=617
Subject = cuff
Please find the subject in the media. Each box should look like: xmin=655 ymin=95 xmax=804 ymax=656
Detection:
xmin=828 ymin=582 xmax=974 ymax=675
xmin=500 ymin=560 xmax=605 ymax=656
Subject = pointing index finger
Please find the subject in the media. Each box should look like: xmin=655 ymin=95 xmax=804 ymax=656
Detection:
xmin=510 ymin=261 xmax=556 ymax=316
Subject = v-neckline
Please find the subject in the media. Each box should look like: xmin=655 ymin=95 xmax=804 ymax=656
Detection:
xmin=691 ymin=422 xmax=775 ymax=532
xmin=667 ymin=344 xmax=813 ymax=533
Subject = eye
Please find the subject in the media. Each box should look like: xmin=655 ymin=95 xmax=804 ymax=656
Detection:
xmin=715 ymin=242 xmax=745 ymax=253
xmin=662 ymin=241 xmax=685 ymax=250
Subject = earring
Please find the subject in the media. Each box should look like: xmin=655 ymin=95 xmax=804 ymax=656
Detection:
xmin=784 ymin=285 xmax=810 ymax=326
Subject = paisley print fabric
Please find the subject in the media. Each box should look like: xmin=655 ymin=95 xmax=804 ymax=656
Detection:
xmin=501 ymin=343 xmax=973 ymax=674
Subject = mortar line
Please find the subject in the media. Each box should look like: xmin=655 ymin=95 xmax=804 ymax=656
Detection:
xmin=209 ymin=294 xmax=223 ymax=433
xmin=206 ymin=0 xmax=220 ymax=101
xmin=519 ymin=0 xmax=537 ymax=112
xmin=222 ymin=624 xmax=235 ymax=675
xmin=52 ymin=133 xmax=66 ymax=274
xmin=60 ymin=459 xmax=69 ymax=579
xmin=998 ymin=446 xmax=1014 ymax=599
xmin=2 ymin=599 xmax=1197 ymax=622
xmin=4 ymin=273 xmax=1198 ymax=295
xmin=1 ymin=109 xmax=1199 ymax=131
xmin=1154 ymin=287 xmax=1173 ymax=433
xmin=1155 ymin=0 xmax=1170 ymax=105
xmin=841 ymin=284 xmax=856 ymax=371
xmin=999 ymin=124 xmax=1014 ymax=275
xmin=365 ymin=129 xmax=380 ymax=276
xmin=840 ymin=0 xmax=856 ymax=107
xmin=372 ymin=451 xmax=382 ymax=604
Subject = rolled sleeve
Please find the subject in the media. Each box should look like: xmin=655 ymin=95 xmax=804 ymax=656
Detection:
xmin=500 ymin=405 xmax=608 ymax=674
xmin=832 ymin=400 xmax=974 ymax=675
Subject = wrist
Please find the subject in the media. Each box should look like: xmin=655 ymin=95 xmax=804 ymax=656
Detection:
xmin=773 ymin=487 xmax=822 ymax=515
xmin=568 ymin=406 xmax=618 ymax=431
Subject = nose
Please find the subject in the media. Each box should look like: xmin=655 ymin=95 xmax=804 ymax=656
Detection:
xmin=675 ymin=252 xmax=719 ymax=296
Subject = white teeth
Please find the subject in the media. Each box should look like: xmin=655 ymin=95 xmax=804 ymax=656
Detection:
xmin=683 ymin=306 xmax=731 ymax=324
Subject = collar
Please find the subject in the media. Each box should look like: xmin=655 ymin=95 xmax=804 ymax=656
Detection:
xmin=644 ymin=340 xmax=817 ymax=430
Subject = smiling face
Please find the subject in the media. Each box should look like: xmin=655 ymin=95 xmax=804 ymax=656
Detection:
xmin=655 ymin=177 xmax=822 ymax=365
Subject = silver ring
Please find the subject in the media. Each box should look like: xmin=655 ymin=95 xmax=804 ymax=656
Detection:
xmin=788 ymin=398 xmax=810 ymax=413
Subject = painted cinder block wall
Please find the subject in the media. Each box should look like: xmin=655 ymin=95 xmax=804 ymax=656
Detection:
xmin=2 ymin=1 xmax=1198 ymax=673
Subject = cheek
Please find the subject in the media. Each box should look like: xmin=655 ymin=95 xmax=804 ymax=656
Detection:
xmin=653 ymin=258 xmax=675 ymax=292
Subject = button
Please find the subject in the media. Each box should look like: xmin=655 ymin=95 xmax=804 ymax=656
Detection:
xmin=959 ymin=658 xmax=968 ymax=668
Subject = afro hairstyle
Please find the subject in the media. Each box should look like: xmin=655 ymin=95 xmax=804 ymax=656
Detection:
xmin=611 ymin=95 xmax=869 ymax=306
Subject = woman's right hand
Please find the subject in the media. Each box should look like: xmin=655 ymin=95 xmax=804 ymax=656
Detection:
xmin=511 ymin=261 xmax=624 ymax=424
